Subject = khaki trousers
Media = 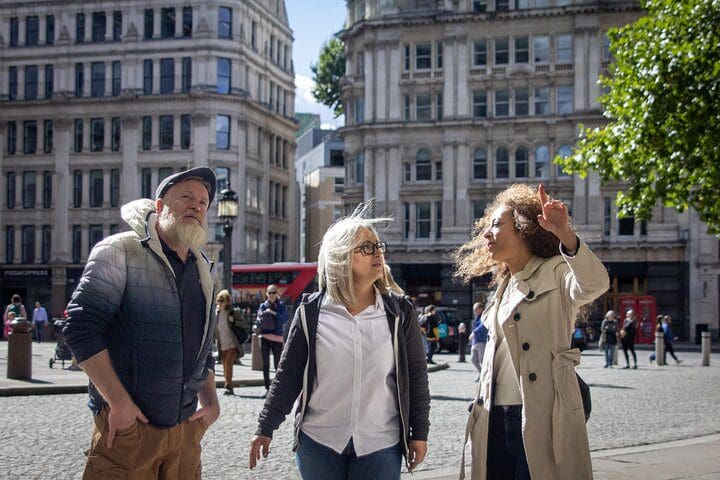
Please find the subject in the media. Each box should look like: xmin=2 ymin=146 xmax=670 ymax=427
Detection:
xmin=83 ymin=405 xmax=209 ymax=480
xmin=220 ymin=348 xmax=238 ymax=390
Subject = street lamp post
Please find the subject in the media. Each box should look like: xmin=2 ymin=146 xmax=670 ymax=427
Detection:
xmin=217 ymin=182 xmax=239 ymax=294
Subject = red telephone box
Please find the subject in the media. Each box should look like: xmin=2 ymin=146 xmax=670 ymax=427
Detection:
xmin=635 ymin=296 xmax=657 ymax=344
xmin=618 ymin=296 xmax=638 ymax=323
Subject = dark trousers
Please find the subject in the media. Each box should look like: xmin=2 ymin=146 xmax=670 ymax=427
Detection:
xmin=261 ymin=338 xmax=283 ymax=389
xmin=426 ymin=340 xmax=438 ymax=361
xmin=622 ymin=342 xmax=637 ymax=366
xmin=664 ymin=341 xmax=680 ymax=363
xmin=487 ymin=405 xmax=531 ymax=480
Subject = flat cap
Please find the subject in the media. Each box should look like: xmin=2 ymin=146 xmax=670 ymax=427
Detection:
xmin=155 ymin=167 xmax=216 ymax=208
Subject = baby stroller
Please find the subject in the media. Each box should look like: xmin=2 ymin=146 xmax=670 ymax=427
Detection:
xmin=49 ymin=318 xmax=73 ymax=369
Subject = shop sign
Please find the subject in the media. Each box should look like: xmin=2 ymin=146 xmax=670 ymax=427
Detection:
xmin=2 ymin=268 xmax=51 ymax=279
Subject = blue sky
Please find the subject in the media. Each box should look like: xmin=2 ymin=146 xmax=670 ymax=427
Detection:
xmin=286 ymin=1 xmax=347 ymax=128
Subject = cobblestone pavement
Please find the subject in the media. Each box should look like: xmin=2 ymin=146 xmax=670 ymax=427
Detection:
xmin=1 ymin=349 xmax=718 ymax=479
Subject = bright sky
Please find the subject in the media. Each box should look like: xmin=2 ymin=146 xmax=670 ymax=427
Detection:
xmin=286 ymin=1 xmax=347 ymax=129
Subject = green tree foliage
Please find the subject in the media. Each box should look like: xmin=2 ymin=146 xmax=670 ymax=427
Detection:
xmin=311 ymin=37 xmax=346 ymax=118
xmin=557 ymin=0 xmax=720 ymax=232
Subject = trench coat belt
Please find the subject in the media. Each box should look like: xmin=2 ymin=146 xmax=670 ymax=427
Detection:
xmin=550 ymin=347 xmax=581 ymax=465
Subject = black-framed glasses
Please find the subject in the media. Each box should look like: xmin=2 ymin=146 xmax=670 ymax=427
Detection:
xmin=267 ymin=291 xmax=278 ymax=295
xmin=354 ymin=241 xmax=388 ymax=256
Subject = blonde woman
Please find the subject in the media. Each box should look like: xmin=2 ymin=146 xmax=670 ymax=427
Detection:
xmin=249 ymin=205 xmax=430 ymax=479
xmin=455 ymin=184 xmax=609 ymax=480
xmin=215 ymin=290 xmax=244 ymax=395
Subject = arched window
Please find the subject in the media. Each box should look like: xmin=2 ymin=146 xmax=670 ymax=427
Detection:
xmin=515 ymin=146 xmax=528 ymax=178
xmin=557 ymin=145 xmax=572 ymax=177
xmin=473 ymin=148 xmax=487 ymax=179
xmin=495 ymin=147 xmax=509 ymax=179
xmin=534 ymin=145 xmax=550 ymax=179
xmin=416 ymin=148 xmax=432 ymax=181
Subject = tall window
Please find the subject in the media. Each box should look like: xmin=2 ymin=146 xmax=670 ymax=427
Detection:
xmin=472 ymin=201 xmax=486 ymax=223
xmin=495 ymin=90 xmax=509 ymax=116
xmin=496 ymin=0 xmax=509 ymax=11
xmin=6 ymin=172 xmax=16 ymax=208
xmin=72 ymin=225 xmax=81 ymax=263
xmin=515 ymin=146 xmax=529 ymax=178
xmin=218 ymin=7 xmax=232 ymax=39
xmin=618 ymin=214 xmax=635 ymax=236
xmin=142 ymin=116 xmax=152 ymax=150
xmin=46 ymin=15 xmax=55 ymax=45
xmin=181 ymin=115 xmax=191 ymax=149
xmin=603 ymin=197 xmax=612 ymax=237
xmin=45 ymin=64 xmax=54 ymax=99
xmin=26 ymin=16 xmax=39 ymax=46
xmin=158 ymin=167 xmax=173 ymax=183
xmin=403 ymin=203 xmax=410 ymax=239
xmin=92 ymin=12 xmax=106 ymax=42
xmin=534 ymin=86 xmax=550 ymax=115
xmin=436 ymin=41 xmax=443 ymax=69
xmin=75 ymin=62 xmax=84 ymax=97
xmin=159 ymin=115 xmax=174 ymax=150
xmin=42 ymin=170 xmax=52 ymax=208
xmin=355 ymin=97 xmax=364 ymax=124
xmin=403 ymin=44 xmax=410 ymax=71
xmin=42 ymin=226 xmax=51 ymax=263
xmin=23 ymin=121 xmax=37 ymax=154
xmin=533 ymin=35 xmax=550 ymax=63
xmin=473 ymin=148 xmax=487 ymax=179
xmin=10 ymin=17 xmax=18 ymax=46
xmin=557 ymin=145 xmax=572 ymax=177
xmin=43 ymin=120 xmax=53 ymax=154
xmin=416 ymin=93 xmax=432 ymax=121
xmin=110 ymin=169 xmax=120 ymax=207
xmin=91 ymin=62 xmax=105 ymax=97
xmin=91 ymin=118 xmax=104 ymax=152
xmin=144 ymin=9 xmax=154 ymax=39
xmin=416 ymin=202 xmax=431 ymax=239
xmin=416 ymin=149 xmax=432 ymax=181
xmin=556 ymin=34 xmax=573 ymax=63
xmin=74 ymin=119 xmax=83 ymax=152
xmin=89 ymin=225 xmax=104 ymax=252
xmin=473 ymin=90 xmax=487 ymax=118
xmin=143 ymin=59 xmax=153 ymax=94
xmin=354 ymin=153 xmax=365 ymax=184
xmin=22 ymin=226 xmax=35 ymax=263
xmin=515 ymin=36 xmax=529 ymax=63
xmin=557 ymin=86 xmax=573 ymax=114
xmin=160 ymin=58 xmax=174 ymax=93
xmin=435 ymin=202 xmax=443 ymax=239
xmin=436 ymin=92 xmax=443 ymax=121
xmin=73 ymin=170 xmax=83 ymax=207
xmin=113 ymin=11 xmax=122 ymax=41
xmin=6 ymin=226 xmax=15 ymax=263
xmin=112 ymin=61 xmax=121 ymax=96
xmin=7 ymin=122 xmax=17 ymax=155
xmin=534 ymin=145 xmax=550 ymax=178
xmin=161 ymin=8 xmax=175 ymax=38
xmin=216 ymin=115 xmax=230 ymax=149
xmin=415 ymin=43 xmax=431 ymax=70
xmin=217 ymin=58 xmax=231 ymax=94
xmin=495 ymin=37 xmax=509 ymax=65
xmin=473 ymin=39 xmax=487 ymax=66
xmin=9 ymin=67 xmax=18 ymax=100
xmin=76 ymin=13 xmax=85 ymax=43
xmin=111 ymin=117 xmax=121 ymax=151
xmin=251 ymin=21 xmax=257 ymax=49
xmin=515 ymin=87 xmax=529 ymax=116
xmin=25 ymin=65 xmax=38 ymax=100
xmin=22 ymin=171 xmax=36 ymax=208
xmin=181 ymin=58 xmax=192 ymax=92
xmin=141 ymin=168 xmax=152 ymax=198
xmin=495 ymin=147 xmax=509 ymax=179
xmin=89 ymin=169 xmax=104 ymax=207
xmin=473 ymin=0 xmax=487 ymax=12
xmin=182 ymin=7 xmax=193 ymax=37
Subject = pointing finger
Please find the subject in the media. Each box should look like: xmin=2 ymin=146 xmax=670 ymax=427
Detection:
xmin=538 ymin=183 xmax=548 ymax=205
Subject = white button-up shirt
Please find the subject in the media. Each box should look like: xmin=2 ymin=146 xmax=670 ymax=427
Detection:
xmin=301 ymin=289 xmax=400 ymax=455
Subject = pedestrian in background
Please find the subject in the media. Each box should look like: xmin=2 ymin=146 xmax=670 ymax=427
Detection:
xmin=620 ymin=309 xmax=638 ymax=369
xmin=63 ymin=167 xmax=220 ymax=478
xmin=662 ymin=315 xmax=683 ymax=365
xmin=469 ymin=302 xmax=488 ymax=382
xmin=3 ymin=294 xmax=27 ymax=338
xmin=571 ymin=319 xmax=587 ymax=351
xmin=421 ymin=305 xmax=440 ymax=364
xmin=458 ymin=321 xmax=468 ymax=363
xmin=249 ymin=204 xmax=430 ymax=478
xmin=32 ymin=301 xmax=49 ymax=342
xmin=601 ymin=310 xmax=619 ymax=368
xmin=215 ymin=289 xmax=244 ymax=396
xmin=453 ymin=183 xmax=608 ymax=480
xmin=256 ymin=284 xmax=288 ymax=396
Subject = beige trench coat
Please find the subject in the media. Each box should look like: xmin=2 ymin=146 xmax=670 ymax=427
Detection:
xmin=460 ymin=241 xmax=609 ymax=480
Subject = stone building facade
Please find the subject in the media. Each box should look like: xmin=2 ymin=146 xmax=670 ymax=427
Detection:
xmin=0 ymin=0 xmax=297 ymax=317
xmin=339 ymin=0 xmax=719 ymax=340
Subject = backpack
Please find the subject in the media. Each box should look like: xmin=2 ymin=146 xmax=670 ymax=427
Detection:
xmin=259 ymin=310 xmax=276 ymax=332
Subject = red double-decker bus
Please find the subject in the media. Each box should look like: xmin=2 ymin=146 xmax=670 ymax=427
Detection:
xmin=231 ymin=263 xmax=317 ymax=308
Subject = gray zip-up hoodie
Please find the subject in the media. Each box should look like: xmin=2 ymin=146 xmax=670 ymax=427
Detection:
xmin=64 ymin=199 xmax=216 ymax=428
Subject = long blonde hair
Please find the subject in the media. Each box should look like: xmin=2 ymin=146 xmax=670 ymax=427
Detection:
xmin=317 ymin=203 xmax=391 ymax=308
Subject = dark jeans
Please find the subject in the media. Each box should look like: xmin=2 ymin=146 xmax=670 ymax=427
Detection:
xmin=33 ymin=323 xmax=45 ymax=342
xmin=296 ymin=430 xmax=401 ymax=480
xmin=622 ymin=342 xmax=637 ymax=366
xmin=426 ymin=340 xmax=438 ymax=361
xmin=261 ymin=338 xmax=282 ymax=389
xmin=487 ymin=405 xmax=531 ymax=480
xmin=664 ymin=342 xmax=680 ymax=363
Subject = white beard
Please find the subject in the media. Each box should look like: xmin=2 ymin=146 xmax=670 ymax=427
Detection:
xmin=157 ymin=209 xmax=208 ymax=250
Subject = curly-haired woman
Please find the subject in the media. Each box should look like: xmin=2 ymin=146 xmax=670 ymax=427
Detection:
xmin=456 ymin=184 xmax=609 ymax=480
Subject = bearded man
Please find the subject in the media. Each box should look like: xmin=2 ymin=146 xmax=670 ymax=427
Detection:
xmin=64 ymin=167 xmax=220 ymax=479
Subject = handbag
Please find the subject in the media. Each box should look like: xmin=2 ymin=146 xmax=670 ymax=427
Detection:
xmin=576 ymin=373 xmax=591 ymax=422
xmin=598 ymin=331 xmax=607 ymax=349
